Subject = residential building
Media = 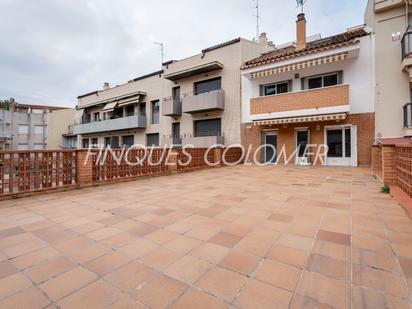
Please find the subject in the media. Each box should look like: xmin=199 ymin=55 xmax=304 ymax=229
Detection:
xmin=73 ymin=38 xmax=273 ymax=148
xmin=365 ymin=0 xmax=412 ymax=139
xmin=47 ymin=108 xmax=77 ymax=149
xmin=0 ymin=101 xmax=66 ymax=150
xmin=241 ymin=13 xmax=375 ymax=166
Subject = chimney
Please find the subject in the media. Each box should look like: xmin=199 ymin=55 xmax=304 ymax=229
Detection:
xmin=296 ymin=13 xmax=307 ymax=50
xmin=259 ymin=32 xmax=268 ymax=45
xmin=103 ymin=82 xmax=110 ymax=90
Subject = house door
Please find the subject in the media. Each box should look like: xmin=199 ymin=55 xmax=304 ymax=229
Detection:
xmin=264 ymin=132 xmax=278 ymax=163
xmin=296 ymin=129 xmax=310 ymax=165
xmin=325 ymin=126 xmax=357 ymax=166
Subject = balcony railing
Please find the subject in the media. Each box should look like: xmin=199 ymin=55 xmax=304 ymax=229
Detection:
xmin=181 ymin=133 xmax=224 ymax=147
xmin=162 ymin=97 xmax=182 ymax=117
xmin=73 ymin=114 xmax=147 ymax=135
xmin=250 ymin=84 xmax=350 ymax=115
xmin=182 ymin=89 xmax=225 ymax=114
xmin=401 ymin=26 xmax=412 ymax=60
xmin=162 ymin=135 xmax=182 ymax=146
xmin=404 ymin=103 xmax=412 ymax=128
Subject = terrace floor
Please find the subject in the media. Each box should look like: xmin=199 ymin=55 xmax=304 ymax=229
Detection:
xmin=0 ymin=165 xmax=411 ymax=308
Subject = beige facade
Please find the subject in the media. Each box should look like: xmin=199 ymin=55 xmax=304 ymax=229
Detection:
xmin=365 ymin=0 xmax=412 ymax=138
xmin=47 ymin=109 xmax=77 ymax=149
xmin=73 ymin=38 xmax=272 ymax=148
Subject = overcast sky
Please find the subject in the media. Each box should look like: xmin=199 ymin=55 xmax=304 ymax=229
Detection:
xmin=0 ymin=0 xmax=368 ymax=107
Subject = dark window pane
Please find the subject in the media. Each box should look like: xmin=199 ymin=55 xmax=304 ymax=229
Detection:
xmin=82 ymin=139 xmax=89 ymax=148
xmin=151 ymin=101 xmax=159 ymax=124
xmin=122 ymin=135 xmax=134 ymax=147
xmin=173 ymin=87 xmax=181 ymax=101
xmin=114 ymin=108 xmax=123 ymax=118
xmin=126 ymin=105 xmax=134 ymax=117
xmin=194 ymin=78 xmax=221 ymax=95
xmin=91 ymin=138 xmax=98 ymax=148
xmin=110 ymin=136 xmax=119 ymax=148
xmin=172 ymin=123 xmax=180 ymax=138
xmin=194 ymin=119 xmax=221 ymax=137
xmin=139 ymin=103 xmax=146 ymax=116
xmin=264 ymin=84 xmax=277 ymax=96
xmin=327 ymin=130 xmax=343 ymax=158
xmin=324 ymin=74 xmax=338 ymax=87
xmin=265 ymin=135 xmax=277 ymax=163
xmin=308 ymin=77 xmax=322 ymax=89
xmin=147 ymin=133 xmax=159 ymax=147
xmin=104 ymin=137 xmax=111 ymax=147
xmin=345 ymin=128 xmax=351 ymax=158
xmin=277 ymin=83 xmax=289 ymax=94
xmin=297 ymin=131 xmax=308 ymax=157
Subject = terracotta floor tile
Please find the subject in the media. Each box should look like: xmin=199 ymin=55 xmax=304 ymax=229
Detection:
xmin=0 ymin=273 xmax=32 ymax=299
xmin=118 ymin=239 xmax=158 ymax=259
xmin=234 ymin=279 xmax=292 ymax=309
xmin=190 ymin=242 xmax=229 ymax=264
xmin=144 ymin=229 xmax=179 ymax=245
xmin=58 ymin=280 xmax=122 ymax=309
xmin=267 ymin=244 xmax=309 ymax=269
xmin=277 ymin=233 xmax=313 ymax=251
xmin=132 ymin=274 xmax=187 ymax=309
xmin=219 ymin=250 xmax=260 ymax=275
xmin=352 ymin=285 xmax=410 ymax=309
xmin=105 ymin=260 xmax=156 ymax=292
xmin=305 ymin=254 xmax=350 ymax=281
xmin=255 ymin=259 xmax=301 ymax=291
xmin=269 ymin=213 xmax=294 ymax=223
xmin=353 ymin=248 xmax=400 ymax=273
xmin=208 ymin=232 xmax=242 ymax=248
xmin=39 ymin=266 xmax=98 ymax=301
xmin=171 ymin=289 xmax=227 ymax=309
xmin=0 ymin=260 xmax=18 ymax=279
xmin=68 ymin=243 xmax=110 ymax=263
xmin=195 ymin=266 xmax=248 ymax=301
xmin=164 ymin=236 xmax=202 ymax=254
xmin=316 ymin=230 xmax=351 ymax=246
xmin=83 ymin=251 xmax=130 ymax=277
xmin=166 ymin=255 xmax=212 ymax=284
xmin=24 ymin=256 xmax=75 ymax=284
xmin=141 ymin=246 xmax=181 ymax=270
xmin=312 ymin=240 xmax=350 ymax=262
xmin=295 ymin=271 xmax=350 ymax=309
xmin=185 ymin=226 xmax=220 ymax=241
xmin=110 ymin=297 xmax=147 ymax=309
xmin=0 ymin=287 xmax=51 ymax=308
xmin=236 ymin=236 xmax=273 ymax=257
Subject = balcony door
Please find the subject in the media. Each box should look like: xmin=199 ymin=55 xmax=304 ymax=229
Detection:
xmin=296 ymin=129 xmax=310 ymax=165
xmin=325 ymin=125 xmax=357 ymax=167
xmin=263 ymin=131 xmax=278 ymax=164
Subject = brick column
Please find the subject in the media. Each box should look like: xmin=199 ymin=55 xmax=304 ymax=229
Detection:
xmin=167 ymin=150 xmax=178 ymax=174
xmin=382 ymin=145 xmax=396 ymax=186
xmin=76 ymin=150 xmax=93 ymax=186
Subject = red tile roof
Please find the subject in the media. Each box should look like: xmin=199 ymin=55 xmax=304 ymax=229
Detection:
xmin=242 ymin=28 xmax=369 ymax=70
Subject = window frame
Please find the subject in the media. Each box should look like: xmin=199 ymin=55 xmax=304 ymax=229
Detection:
xmin=194 ymin=118 xmax=222 ymax=137
xmin=146 ymin=133 xmax=160 ymax=147
xmin=194 ymin=77 xmax=222 ymax=95
xmin=151 ymin=100 xmax=160 ymax=124
xmin=305 ymin=71 xmax=342 ymax=90
xmin=260 ymin=80 xmax=291 ymax=96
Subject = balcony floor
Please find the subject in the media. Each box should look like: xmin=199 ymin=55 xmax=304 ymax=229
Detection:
xmin=0 ymin=166 xmax=410 ymax=308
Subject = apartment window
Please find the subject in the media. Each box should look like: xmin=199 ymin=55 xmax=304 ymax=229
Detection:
xmin=104 ymin=137 xmax=111 ymax=147
xmin=126 ymin=105 xmax=134 ymax=117
xmin=122 ymin=135 xmax=134 ymax=147
xmin=139 ymin=103 xmax=146 ymax=116
xmin=83 ymin=113 xmax=91 ymax=124
xmin=261 ymin=81 xmax=290 ymax=96
xmin=18 ymin=124 xmax=29 ymax=134
xmin=33 ymin=144 xmax=44 ymax=150
xmin=307 ymin=72 xmax=340 ymax=89
xmin=194 ymin=118 xmax=221 ymax=137
xmin=110 ymin=136 xmax=120 ymax=148
xmin=151 ymin=101 xmax=160 ymax=124
xmin=17 ymin=144 xmax=28 ymax=150
xmin=114 ymin=108 xmax=123 ymax=119
xmin=173 ymin=87 xmax=181 ymax=101
xmin=91 ymin=138 xmax=98 ymax=148
xmin=194 ymin=77 xmax=221 ymax=95
xmin=146 ymin=133 xmax=159 ymax=147
xmin=93 ymin=112 xmax=100 ymax=122
xmin=34 ymin=125 xmax=43 ymax=135
xmin=82 ymin=139 xmax=89 ymax=149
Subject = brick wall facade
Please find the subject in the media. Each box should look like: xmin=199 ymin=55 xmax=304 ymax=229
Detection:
xmin=250 ymin=84 xmax=349 ymax=115
xmin=241 ymin=112 xmax=375 ymax=166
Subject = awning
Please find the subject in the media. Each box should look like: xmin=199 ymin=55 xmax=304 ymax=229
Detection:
xmin=165 ymin=61 xmax=224 ymax=81
xmin=251 ymin=53 xmax=348 ymax=79
xmin=254 ymin=113 xmax=348 ymax=126
xmin=118 ymin=95 xmax=141 ymax=107
xmin=102 ymin=101 xmax=118 ymax=112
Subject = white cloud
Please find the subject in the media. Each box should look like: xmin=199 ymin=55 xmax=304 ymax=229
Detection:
xmin=0 ymin=0 xmax=368 ymax=107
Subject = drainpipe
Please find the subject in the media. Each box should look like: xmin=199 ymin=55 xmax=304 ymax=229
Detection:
xmin=406 ymin=0 xmax=410 ymax=29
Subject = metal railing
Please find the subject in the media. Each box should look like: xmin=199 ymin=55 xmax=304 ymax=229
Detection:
xmin=404 ymin=103 xmax=412 ymax=128
xmin=401 ymin=26 xmax=412 ymax=59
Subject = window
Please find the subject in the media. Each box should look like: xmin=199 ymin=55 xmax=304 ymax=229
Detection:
xmin=93 ymin=112 xmax=100 ymax=122
xmin=126 ymin=105 xmax=134 ymax=117
xmin=18 ymin=125 xmax=28 ymax=134
xmin=194 ymin=119 xmax=221 ymax=137
xmin=17 ymin=144 xmax=28 ymax=150
xmin=122 ymin=135 xmax=134 ymax=147
xmin=146 ymin=133 xmax=159 ymax=147
xmin=104 ymin=137 xmax=111 ymax=147
xmin=34 ymin=125 xmax=43 ymax=135
xmin=151 ymin=101 xmax=160 ymax=124
xmin=114 ymin=108 xmax=123 ymax=118
xmin=33 ymin=144 xmax=44 ymax=150
xmin=83 ymin=113 xmax=91 ymax=124
xmin=194 ymin=77 xmax=221 ymax=95
xmin=139 ymin=103 xmax=146 ymax=116
xmin=173 ymin=87 xmax=181 ymax=101
xmin=172 ymin=123 xmax=180 ymax=138
xmin=82 ymin=139 xmax=89 ymax=149
xmin=91 ymin=138 xmax=98 ymax=148
xmin=262 ymin=81 xmax=289 ymax=96
xmin=110 ymin=136 xmax=120 ymax=148
xmin=307 ymin=73 xmax=340 ymax=89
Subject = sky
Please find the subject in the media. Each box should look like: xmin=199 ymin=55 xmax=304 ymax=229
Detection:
xmin=0 ymin=0 xmax=368 ymax=107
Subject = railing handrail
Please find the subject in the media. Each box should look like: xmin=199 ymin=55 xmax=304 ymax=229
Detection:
xmin=183 ymin=89 xmax=225 ymax=98
xmin=76 ymin=113 xmax=147 ymax=125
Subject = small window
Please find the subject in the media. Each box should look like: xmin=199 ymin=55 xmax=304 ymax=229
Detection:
xmin=324 ymin=74 xmax=338 ymax=87
xmin=34 ymin=125 xmax=43 ymax=135
xmin=146 ymin=133 xmax=159 ymax=147
xmin=308 ymin=77 xmax=323 ymax=89
xmin=93 ymin=112 xmax=100 ymax=122
xmin=194 ymin=77 xmax=221 ymax=95
xmin=91 ymin=138 xmax=98 ymax=148
xmin=262 ymin=81 xmax=289 ymax=96
xmin=82 ymin=139 xmax=90 ymax=149
xmin=110 ymin=136 xmax=120 ymax=148
xmin=104 ymin=137 xmax=111 ymax=147
xmin=194 ymin=119 xmax=221 ymax=137
xmin=122 ymin=135 xmax=134 ymax=147
xmin=18 ymin=125 xmax=29 ymax=134
xmin=151 ymin=101 xmax=160 ymax=124
xmin=307 ymin=73 xmax=340 ymax=89
xmin=126 ymin=105 xmax=134 ymax=117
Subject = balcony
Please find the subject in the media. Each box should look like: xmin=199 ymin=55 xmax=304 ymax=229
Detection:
xmin=402 ymin=26 xmax=412 ymax=73
xmin=161 ymin=136 xmax=182 ymax=146
xmin=182 ymin=135 xmax=224 ymax=147
xmin=182 ymin=89 xmax=225 ymax=114
xmin=250 ymin=84 xmax=350 ymax=119
xmin=404 ymin=103 xmax=412 ymax=136
xmin=162 ymin=97 xmax=182 ymax=117
xmin=73 ymin=114 xmax=147 ymax=135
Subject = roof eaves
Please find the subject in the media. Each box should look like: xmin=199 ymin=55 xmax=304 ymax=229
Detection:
xmin=201 ymin=38 xmax=241 ymax=54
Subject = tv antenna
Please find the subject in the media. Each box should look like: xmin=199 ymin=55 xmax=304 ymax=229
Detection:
xmin=253 ymin=0 xmax=260 ymax=41
xmin=153 ymin=42 xmax=164 ymax=69
xmin=296 ymin=0 xmax=308 ymax=13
